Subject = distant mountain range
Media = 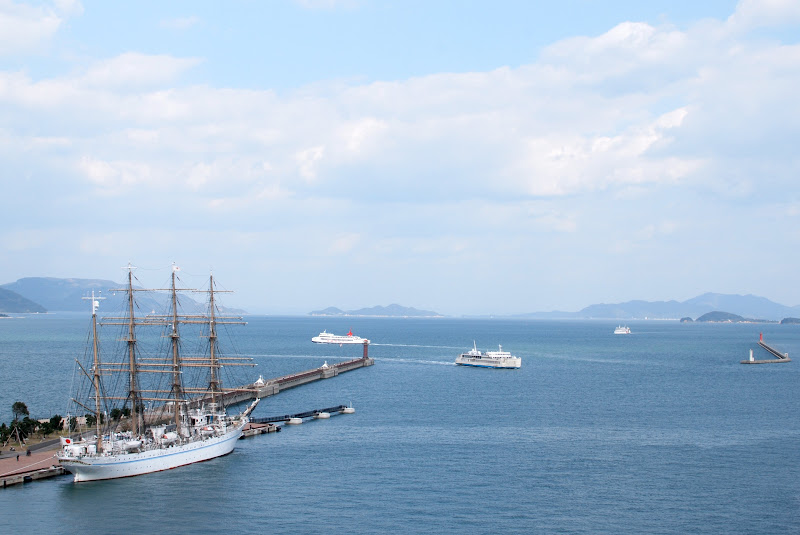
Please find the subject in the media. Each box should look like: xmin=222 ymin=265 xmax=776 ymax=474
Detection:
xmin=2 ymin=278 xmax=799 ymax=322
xmin=310 ymin=304 xmax=442 ymax=317
xmin=0 ymin=277 xmax=243 ymax=314
xmin=517 ymin=293 xmax=800 ymax=321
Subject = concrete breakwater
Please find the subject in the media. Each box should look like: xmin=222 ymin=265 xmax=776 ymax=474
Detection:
xmin=220 ymin=355 xmax=375 ymax=406
xmin=741 ymin=336 xmax=791 ymax=364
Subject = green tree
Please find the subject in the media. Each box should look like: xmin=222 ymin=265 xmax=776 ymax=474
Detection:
xmin=19 ymin=417 xmax=37 ymax=436
xmin=11 ymin=401 xmax=29 ymax=421
xmin=40 ymin=421 xmax=54 ymax=437
xmin=49 ymin=414 xmax=63 ymax=431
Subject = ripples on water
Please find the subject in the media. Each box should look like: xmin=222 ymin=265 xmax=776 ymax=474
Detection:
xmin=1 ymin=316 xmax=799 ymax=533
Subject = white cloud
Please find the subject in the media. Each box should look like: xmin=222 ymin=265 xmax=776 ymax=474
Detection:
xmin=728 ymin=0 xmax=800 ymax=31
xmin=2 ymin=4 xmax=797 ymax=291
xmin=0 ymin=0 xmax=63 ymax=56
xmin=293 ymin=0 xmax=359 ymax=10
xmin=159 ymin=16 xmax=200 ymax=30
xmin=53 ymin=0 xmax=82 ymax=16
xmin=1 ymin=229 xmax=51 ymax=251
xmin=327 ymin=233 xmax=361 ymax=254
xmin=295 ymin=145 xmax=326 ymax=181
xmin=77 ymin=156 xmax=154 ymax=191
xmin=2 ymin=15 xmax=794 ymax=210
xmin=339 ymin=117 xmax=388 ymax=155
xmin=510 ymin=107 xmax=697 ymax=196
xmin=81 ymin=53 xmax=202 ymax=89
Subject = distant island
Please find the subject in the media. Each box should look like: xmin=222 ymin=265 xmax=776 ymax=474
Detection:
xmin=694 ymin=311 xmax=773 ymax=323
xmin=310 ymin=304 xmax=442 ymax=317
xmin=517 ymin=292 xmax=800 ymax=321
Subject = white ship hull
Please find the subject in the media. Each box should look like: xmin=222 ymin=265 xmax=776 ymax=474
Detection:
xmin=312 ymin=337 xmax=365 ymax=344
xmin=455 ymin=355 xmax=521 ymax=369
xmin=59 ymin=423 xmax=245 ymax=483
xmin=455 ymin=343 xmax=521 ymax=369
xmin=311 ymin=331 xmax=369 ymax=344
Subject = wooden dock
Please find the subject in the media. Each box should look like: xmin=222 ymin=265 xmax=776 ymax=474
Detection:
xmin=240 ymin=422 xmax=281 ymax=438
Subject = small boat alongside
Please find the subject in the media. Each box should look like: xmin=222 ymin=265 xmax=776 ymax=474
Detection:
xmin=311 ymin=329 xmax=370 ymax=345
xmin=455 ymin=342 xmax=521 ymax=369
xmin=614 ymin=325 xmax=631 ymax=335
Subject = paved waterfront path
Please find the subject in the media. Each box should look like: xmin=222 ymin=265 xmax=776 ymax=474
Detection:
xmin=0 ymin=445 xmax=61 ymax=479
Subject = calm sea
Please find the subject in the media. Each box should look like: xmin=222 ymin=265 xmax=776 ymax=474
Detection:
xmin=1 ymin=315 xmax=799 ymax=533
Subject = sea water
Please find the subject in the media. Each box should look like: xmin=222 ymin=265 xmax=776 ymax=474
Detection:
xmin=0 ymin=315 xmax=798 ymax=533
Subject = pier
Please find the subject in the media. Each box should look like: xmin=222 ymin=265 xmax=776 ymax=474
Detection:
xmin=250 ymin=405 xmax=352 ymax=424
xmin=741 ymin=334 xmax=791 ymax=364
xmin=240 ymin=422 xmax=281 ymax=437
xmin=0 ymin=446 xmax=66 ymax=488
xmin=222 ymin=344 xmax=374 ymax=405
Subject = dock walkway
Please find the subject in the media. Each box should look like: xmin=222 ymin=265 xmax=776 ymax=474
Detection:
xmin=250 ymin=405 xmax=350 ymax=424
xmin=0 ymin=448 xmax=64 ymax=488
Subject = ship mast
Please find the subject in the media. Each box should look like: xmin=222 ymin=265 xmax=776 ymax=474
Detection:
xmin=169 ymin=264 xmax=184 ymax=432
xmin=83 ymin=291 xmax=105 ymax=451
xmin=207 ymin=273 xmax=220 ymax=404
xmin=124 ymin=265 xmax=143 ymax=436
xmin=190 ymin=273 xmax=246 ymax=405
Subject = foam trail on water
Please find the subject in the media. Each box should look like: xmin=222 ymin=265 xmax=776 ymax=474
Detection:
xmin=371 ymin=343 xmax=463 ymax=349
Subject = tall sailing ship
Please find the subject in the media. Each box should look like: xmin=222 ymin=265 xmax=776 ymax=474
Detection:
xmin=58 ymin=264 xmax=259 ymax=482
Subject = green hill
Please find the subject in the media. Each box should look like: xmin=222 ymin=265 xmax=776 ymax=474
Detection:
xmin=694 ymin=311 xmax=772 ymax=323
xmin=0 ymin=287 xmax=47 ymax=313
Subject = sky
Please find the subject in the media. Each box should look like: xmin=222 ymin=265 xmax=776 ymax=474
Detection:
xmin=1 ymin=0 xmax=799 ymax=316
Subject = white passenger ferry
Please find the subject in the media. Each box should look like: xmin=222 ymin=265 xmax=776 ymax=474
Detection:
xmin=311 ymin=330 xmax=370 ymax=345
xmin=614 ymin=325 xmax=631 ymax=334
xmin=455 ymin=342 xmax=521 ymax=369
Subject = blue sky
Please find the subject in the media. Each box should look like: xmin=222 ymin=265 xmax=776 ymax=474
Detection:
xmin=1 ymin=0 xmax=799 ymax=315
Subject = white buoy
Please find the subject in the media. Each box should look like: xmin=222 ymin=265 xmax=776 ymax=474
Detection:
xmin=750 ymin=349 xmax=754 ymax=362
xmin=313 ymin=412 xmax=330 ymax=419
xmin=287 ymin=418 xmax=303 ymax=425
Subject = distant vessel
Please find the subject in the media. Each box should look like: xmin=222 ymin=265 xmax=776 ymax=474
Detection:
xmin=58 ymin=265 xmax=259 ymax=482
xmin=455 ymin=342 xmax=521 ymax=369
xmin=614 ymin=325 xmax=631 ymax=334
xmin=312 ymin=329 xmax=370 ymax=345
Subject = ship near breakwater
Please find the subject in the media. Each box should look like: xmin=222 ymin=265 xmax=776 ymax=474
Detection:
xmin=58 ymin=264 xmax=259 ymax=482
